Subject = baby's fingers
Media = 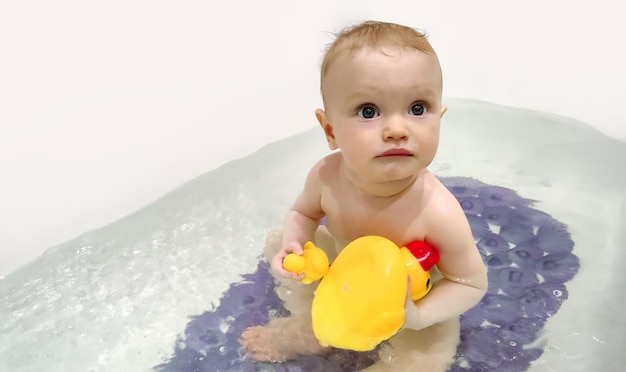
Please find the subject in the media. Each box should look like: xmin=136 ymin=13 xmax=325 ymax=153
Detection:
xmin=271 ymin=242 xmax=304 ymax=279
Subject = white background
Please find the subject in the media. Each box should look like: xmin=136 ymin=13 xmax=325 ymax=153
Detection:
xmin=1 ymin=0 xmax=624 ymax=276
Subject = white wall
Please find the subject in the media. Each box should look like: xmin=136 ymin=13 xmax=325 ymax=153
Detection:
xmin=1 ymin=0 xmax=624 ymax=277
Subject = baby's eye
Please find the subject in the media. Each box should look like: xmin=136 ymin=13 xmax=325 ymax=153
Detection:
xmin=357 ymin=105 xmax=379 ymax=119
xmin=409 ymin=103 xmax=427 ymax=116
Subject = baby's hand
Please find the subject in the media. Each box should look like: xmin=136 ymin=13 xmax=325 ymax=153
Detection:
xmin=271 ymin=241 xmax=305 ymax=280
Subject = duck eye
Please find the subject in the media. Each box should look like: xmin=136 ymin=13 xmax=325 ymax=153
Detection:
xmin=426 ymin=278 xmax=431 ymax=288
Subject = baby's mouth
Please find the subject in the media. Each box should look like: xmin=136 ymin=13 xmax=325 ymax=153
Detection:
xmin=378 ymin=148 xmax=413 ymax=157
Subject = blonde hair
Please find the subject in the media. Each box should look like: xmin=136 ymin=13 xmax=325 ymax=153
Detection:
xmin=320 ymin=21 xmax=440 ymax=98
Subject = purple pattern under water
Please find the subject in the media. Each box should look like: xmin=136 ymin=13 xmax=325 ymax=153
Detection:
xmin=156 ymin=177 xmax=579 ymax=371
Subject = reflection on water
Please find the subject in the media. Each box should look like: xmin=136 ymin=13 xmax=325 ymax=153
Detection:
xmin=1 ymin=98 xmax=624 ymax=371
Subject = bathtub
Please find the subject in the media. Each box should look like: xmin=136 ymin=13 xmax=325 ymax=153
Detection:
xmin=1 ymin=98 xmax=624 ymax=371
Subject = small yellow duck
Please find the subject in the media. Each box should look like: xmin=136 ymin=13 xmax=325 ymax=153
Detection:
xmin=283 ymin=241 xmax=330 ymax=284
xmin=283 ymin=236 xmax=439 ymax=351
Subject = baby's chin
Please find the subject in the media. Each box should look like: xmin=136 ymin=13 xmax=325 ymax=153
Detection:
xmin=372 ymin=163 xmax=423 ymax=181
xmin=368 ymin=171 xmax=420 ymax=188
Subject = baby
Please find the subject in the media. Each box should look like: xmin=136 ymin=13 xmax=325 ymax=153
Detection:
xmin=240 ymin=20 xmax=488 ymax=371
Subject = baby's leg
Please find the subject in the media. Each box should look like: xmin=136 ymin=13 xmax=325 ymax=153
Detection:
xmin=239 ymin=226 xmax=336 ymax=361
xmin=364 ymin=317 xmax=461 ymax=372
xmin=239 ymin=313 xmax=328 ymax=362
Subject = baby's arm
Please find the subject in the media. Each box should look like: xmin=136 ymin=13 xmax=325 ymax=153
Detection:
xmin=404 ymin=186 xmax=488 ymax=330
xmin=271 ymin=159 xmax=327 ymax=279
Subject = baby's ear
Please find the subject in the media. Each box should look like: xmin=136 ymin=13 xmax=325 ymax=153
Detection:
xmin=315 ymin=109 xmax=338 ymax=150
xmin=440 ymin=104 xmax=448 ymax=118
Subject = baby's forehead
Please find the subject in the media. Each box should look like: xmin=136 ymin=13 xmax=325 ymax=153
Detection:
xmin=321 ymin=45 xmax=441 ymax=83
xmin=319 ymin=22 xmax=442 ymax=104
xmin=352 ymin=45 xmax=435 ymax=61
xmin=325 ymin=44 xmax=435 ymax=72
xmin=319 ymin=45 xmax=443 ymax=105
xmin=325 ymin=43 xmax=442 ymax=80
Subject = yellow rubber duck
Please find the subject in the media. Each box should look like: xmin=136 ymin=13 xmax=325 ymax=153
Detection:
xmin=283 ymin=236 xmax=439 ymax=351
xmin=283 ymin=241 xmax=330 ymax=284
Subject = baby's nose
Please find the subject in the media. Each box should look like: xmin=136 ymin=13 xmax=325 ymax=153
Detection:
xmin=383 ymin=117 xmax=409 ymax=140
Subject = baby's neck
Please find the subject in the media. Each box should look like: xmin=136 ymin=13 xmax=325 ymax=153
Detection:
xmin=343 ymin=167 xmax=425 ymax=198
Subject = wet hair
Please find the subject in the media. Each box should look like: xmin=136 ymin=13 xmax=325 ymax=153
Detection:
xmin=320 ymin=20 xmax=441 ymax=99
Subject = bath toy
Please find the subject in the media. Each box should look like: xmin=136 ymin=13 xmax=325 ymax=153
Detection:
xmin=282 ymin=241 xmax=330 ymax=284
xmin=284 ymin=236 xmax=439 ymax=351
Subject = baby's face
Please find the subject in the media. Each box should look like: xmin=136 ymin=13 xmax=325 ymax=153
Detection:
xmin=320 ymin=46 xmax=445 ymax=184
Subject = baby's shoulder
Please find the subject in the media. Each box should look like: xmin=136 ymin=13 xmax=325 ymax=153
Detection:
xmin=310 ymin=152 xmax=341 ymax=178
xmin=302 ymin=153 xmax=341 ymax=193
xmin=421 ymin=176 xmax=478 ymax=255
xmin=424 ymin=174 xmax=464 ymax=216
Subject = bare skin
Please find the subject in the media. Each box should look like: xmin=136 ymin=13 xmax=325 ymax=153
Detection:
xmin=239 ymin=41 xmax=487 ymax=370
xmin=240 ymin=315 xmax=328 ymax=362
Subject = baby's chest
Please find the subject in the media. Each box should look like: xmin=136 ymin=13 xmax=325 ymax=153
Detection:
xmin=323 ymin=193 xmax=425 ymax=244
